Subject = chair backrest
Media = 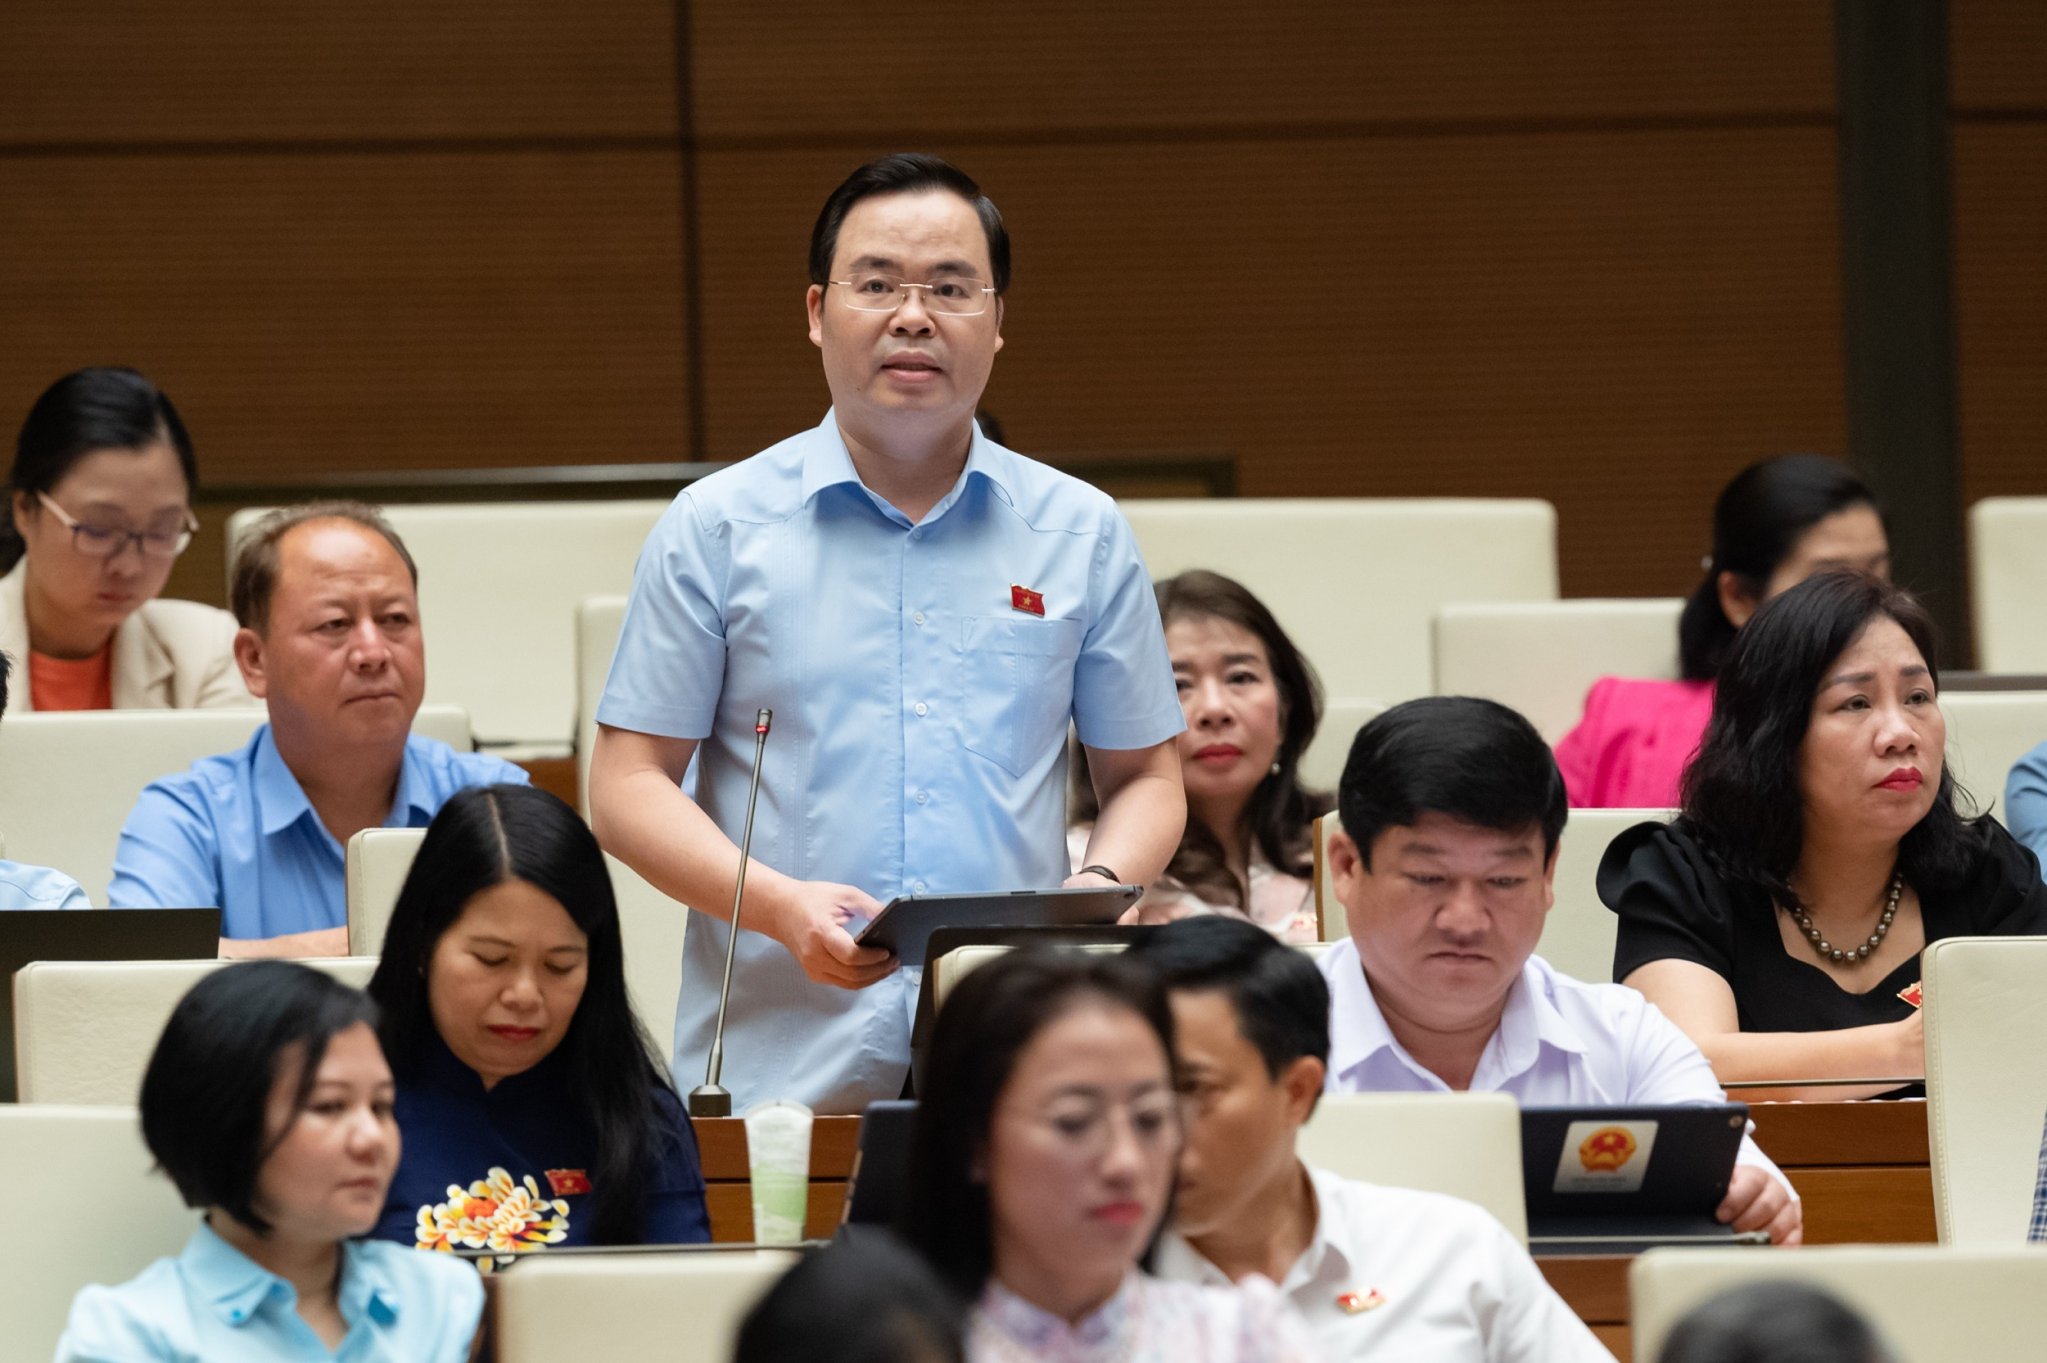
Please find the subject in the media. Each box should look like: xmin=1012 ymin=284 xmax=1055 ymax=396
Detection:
xmin=1433 ymin=599 xmax=1684 ymax=743
xmin=1940 ymin=690 xmax=2047 ymax=811
xmin=1296 ymin=1092 xmax=1528 ymax=1242
xmin=575 ymin=595 xmax=629 ymax=817
xmin=346 ymin=827 xmax=686 ymax=1048
xmin=493 ymin=1250 xmax=798 ymax=1363
xmin=1970 ymin=497 xmax=2047 ymax=673
xmin=1628 ymin=1244 xmax=2047 ymax=1362
xmin=928 ymin=941 xmax=1335 ymax=1013
xmin=0 ymin=1105 xmax=195 ymax=1359
xmin=1120 ymin=498 xmax=1558 ymax=706
xmin=14 ymin=957 xmax=378 ymax=1104
xmin=0 ymin=705 xmax=470 ymax=900
xmin=228 ymin=501 xmax=670 ymax=752
xmin=1924 ymin=936 xmax=2047 ymax=1245
xmin=1298 ymin=697 xmax=1385 ymax=795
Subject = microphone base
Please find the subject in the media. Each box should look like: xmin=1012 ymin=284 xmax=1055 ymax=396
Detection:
xmin=687 ymin=1084 xmax=733 ymax=1119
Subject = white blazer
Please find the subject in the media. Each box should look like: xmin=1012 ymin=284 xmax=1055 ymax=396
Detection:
xmin=0 ymin=558 xmax=253 ymax=710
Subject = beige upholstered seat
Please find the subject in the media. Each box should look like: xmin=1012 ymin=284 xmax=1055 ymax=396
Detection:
xmin=14 ymin=957 xmax=378 ymax=1105
xmin=0 ymin=1105 xmax=195 ymax=1359
xmin=1297 ymin=1092 xmax=1528 ymax=1241
xmin=1298 ymin=697 xmax=1384 ymax=795
xmin=493 ymin=1250 xmax=798 ymax=1363
xmin=229 ymin=501 xmax=668 ymax=754
xmin=575 ymin=594 xmax=629 ymax=817
xmin=0 ymin=705 xmax=468 ymax=900
xmin=345 ymin=827 xmax=686 ymax=1048
xmin=1432 ymin=599 xmax=1684 ymax=742
xmin=1120 ymin=498 xmax=1557 ymax=707
xmin=1628 ymin=1244 xmax=2047 ymax=1362
xmin=1940 ymin=690 xmax=2047 ymax=808
xmin=928 ymin=940 xmax=1335 ymax=1014
xmin=1312 ymin=807 xmax=1670 ymax=983
xmin=1924 ymin=936 xmax=2047 ymax=1245
xmin=1969 ymin=497 xmax=2047 ymax=672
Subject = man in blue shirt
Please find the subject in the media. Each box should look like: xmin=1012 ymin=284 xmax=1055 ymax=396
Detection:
xmin=591 ymin=154 xmax=1186 ymax=1111
xmin=107 ymin=503 xmax=526 ymax=951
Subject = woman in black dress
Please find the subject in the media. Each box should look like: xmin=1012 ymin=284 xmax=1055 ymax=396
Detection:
xmin=1599 ymin=570 xmax=2047 ymax=1099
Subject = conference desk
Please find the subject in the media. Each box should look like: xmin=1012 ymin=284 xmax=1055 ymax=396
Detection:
xmin=696 ymin=1100 xmax=1934 ymax=1358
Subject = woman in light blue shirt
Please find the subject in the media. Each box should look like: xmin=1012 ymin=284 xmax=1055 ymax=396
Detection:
xmin=55 ymin=961 xmax=483 ymax=1362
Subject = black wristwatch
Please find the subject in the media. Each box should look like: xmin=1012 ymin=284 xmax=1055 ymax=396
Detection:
xmin=1079 ymin=864 xmax=1121 ymax=884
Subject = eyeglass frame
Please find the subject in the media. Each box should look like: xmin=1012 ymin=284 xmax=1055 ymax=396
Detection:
xmin=826 ymin=272 xmax=999 ymax=317
xmin=997 ymin=1084 xmax=1192 ymax=1160
xmin=35 ymin=491 xmax=200 ymax=561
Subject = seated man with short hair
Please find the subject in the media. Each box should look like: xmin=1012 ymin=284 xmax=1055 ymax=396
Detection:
xmin=107 ymin=502 xmax=526 ymax=953
xmin=1134 ymin=915 xmax=1614 ymax=1361
xmin=1321 ymin=696 xmax=1800 ymax=1244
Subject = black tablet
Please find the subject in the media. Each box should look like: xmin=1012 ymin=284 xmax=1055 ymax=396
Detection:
xmin=853 ymin=884 xmax=1141 ymax=965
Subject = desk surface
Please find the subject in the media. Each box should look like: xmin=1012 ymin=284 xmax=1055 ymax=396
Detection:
xmin=693 ymin=1099 xmax=1936 ymax=1358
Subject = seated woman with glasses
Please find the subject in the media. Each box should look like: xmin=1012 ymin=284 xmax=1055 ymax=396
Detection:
xmin=364 ymin=784 xmax=708 ymax=1259
xmin=902 ymin=949 xmax=1316 ymax=1363
xmin=1599 ymin=571 xmax=2047 ymax=1099
xmin=56 ymin=961 xmax=484 ymax=1361
xmin=3 ymin=368 xmax=247 ymax=711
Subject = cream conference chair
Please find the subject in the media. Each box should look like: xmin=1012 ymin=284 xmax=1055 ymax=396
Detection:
xmin=1297 ymin=1092 xmax=1528 ymax=1242
xmin=1 ymin=1105 xmax=195 ymax=1359
xmin=1628 ymin=1244 xmax=2047 ymax=1362
xmin=1432 ymin=599 xmax=1684 ymax=743
xmin=1940 ymin=690 xmax=2047 ymax=810
xmin=1924 ymin=936 xmax=2047 ymax=1246
xmin=575 ymin=594 xmax=629 ymax=817
xmin=0 ymin=704 xmax=470 ymax=901
xmin=1298 ymin=697 xmax=1384 ymax=796
xmin=1121 ymin=498 xmax=1558 ymax=708
xmin=494 ymin=1251 xmax=797 ymax=1363
xmin=346 ymin=827 xmax=687 ymax=1049
xmin=927 ymin=941 xmax=1336 ymax=1014
xmin=1969 ymin=497 xmax=2047 ymax=673
xmin=14 ymin=957 xmax=377 ymax=1106
xmin=228 ymin=501 xmax=668 ymax=754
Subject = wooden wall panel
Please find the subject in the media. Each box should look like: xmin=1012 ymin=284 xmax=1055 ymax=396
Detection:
xmin=0 ymin=151 xmax=690 ymax=487
xmin=692 ymin=1 xmax=1832 ymax=139
xmin=0 ymin=1 xmax=676 ymax=144
xmin=1951 ymin=0 xmax=2047 ymax=109
xmin=1954 ymin=124 xmax=2047 ymax=506
xmin=697 ymin=127 xmax=1844 ymax=599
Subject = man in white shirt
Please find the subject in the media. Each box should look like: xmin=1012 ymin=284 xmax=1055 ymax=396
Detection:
xmin=1134 ymin=915 xmax=1615 ymax=1362
xmin=1320 ymin=696 xmax=1801 ymax=1244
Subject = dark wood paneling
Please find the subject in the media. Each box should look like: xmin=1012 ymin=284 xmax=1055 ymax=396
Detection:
xmin=0 ymin=150 xmax=690 ymax=493
xmin=0 ymin=2 xmax=676 ymax=144
xmin=1951 ymin=0 xmax=2047 ymax=110
xmin=1954 ymin=124 xmax=2047 ymax=507
xmin=692 ymin=1 xmax=1833 ymax=140
xmin=698 ymin=128 xmax=1844 ymax=599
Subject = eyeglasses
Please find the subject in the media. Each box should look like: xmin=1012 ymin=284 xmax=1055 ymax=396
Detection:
xmin=1008 ymin=1088 xmax=1188 ymax=1159
xmin=37 ymin=492 xmax=198 ymax=561
xmin=829 ymin=272 xmax=997 ymax=316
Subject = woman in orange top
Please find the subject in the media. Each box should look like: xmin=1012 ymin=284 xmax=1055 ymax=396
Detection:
xmin=1 ymin=368 xmax=248 ymax=711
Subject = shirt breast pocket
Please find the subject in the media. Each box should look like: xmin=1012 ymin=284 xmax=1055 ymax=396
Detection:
xmin=959 ymin=615 xmax=1085 ymax=778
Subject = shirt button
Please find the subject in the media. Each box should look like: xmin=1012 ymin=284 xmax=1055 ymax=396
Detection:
xmin=914 ymin=702 xmax=929 ymax=717
xmin=909 ymin=529 xmax=924 ymax=541
xmin=913 ymin=611 xmax=926 ymax=626
xmin=914 ymin=789 xmax=929 ymax=805
xmin=913 ymin=880 xmax=928 ymax=893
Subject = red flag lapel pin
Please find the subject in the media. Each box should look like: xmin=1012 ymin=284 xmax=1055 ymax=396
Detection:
xmin=1010 ymin=584 xmax=1045 ymax=616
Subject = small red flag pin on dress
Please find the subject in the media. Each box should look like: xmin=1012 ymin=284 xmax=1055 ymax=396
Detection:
xmin=1897 ymin=980 xmax=1923 ymax=1009
xmin=545 ymin=1168 xmax=592 ymax=1196
xmin=1010 ymin=584 xmax=1045 ymax=616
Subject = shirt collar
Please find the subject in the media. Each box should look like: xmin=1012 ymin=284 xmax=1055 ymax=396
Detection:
xmin=1153 ymin=1160 xmax=1347 ymax=1295
xmin=1326 ymin=942 xmax=1586 ymax=1089
xmin=978 ymin=1271 xmax=1141 ymax=1353
xmin=182 ymin=1220 xmax=399 ymax=1330
xmin=798 ymin=408 xmax=1016 ymax=519
xmin=254 ymin=726 xmax=432 ymax=838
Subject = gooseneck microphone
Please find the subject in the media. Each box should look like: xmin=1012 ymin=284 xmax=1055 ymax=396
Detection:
xmin=689 ymin=707 xmax=772 ymax=1119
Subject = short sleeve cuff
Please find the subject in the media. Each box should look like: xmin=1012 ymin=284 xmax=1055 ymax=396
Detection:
xmin=594 ymin=694 xmax=716 ymax=741
xmin=1074 ymin=705 xmax=1186 ymax=752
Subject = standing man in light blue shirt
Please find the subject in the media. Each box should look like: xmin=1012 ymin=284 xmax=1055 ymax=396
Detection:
xmin=107 ymin=503 xmax=526 ymax=952
xmin=0 ymin=651 xmax=90 ymax=908
xmin=591 ymin=153 xmax=1187 ymax=1112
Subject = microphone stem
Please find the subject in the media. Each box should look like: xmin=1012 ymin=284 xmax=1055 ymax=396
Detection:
xmin=705 ymin=710 xmax=771 ymax=1093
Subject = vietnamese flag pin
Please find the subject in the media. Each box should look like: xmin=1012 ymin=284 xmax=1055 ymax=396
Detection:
xmin=1010 ymin=584 xmax=1045 ymax=616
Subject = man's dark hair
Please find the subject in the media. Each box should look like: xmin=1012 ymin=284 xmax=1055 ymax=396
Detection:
xmin=1125 ymin=916 xmax=1329 ymax=1078
xmin=809 ymin=153 xmax=1011 ymax=294
xmin=1656 ymin=1280 xmax=1896 ymax=1363
xmin=1681 ymin=569 xmax=1983 ymax=910
xmin=1338 ymin=696 xmax=1567 ymax=868
xmin=736 ymin=1236 xmax=966 ymax=1363
xmin=141 ymin=961 xmax=380 ymax=1235
xmin=228 ymin=499 xmax=417 ymax=632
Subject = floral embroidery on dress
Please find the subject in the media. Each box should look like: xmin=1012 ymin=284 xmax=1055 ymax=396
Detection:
xmin=415 ymin=1166 xmax=570 ymax=1258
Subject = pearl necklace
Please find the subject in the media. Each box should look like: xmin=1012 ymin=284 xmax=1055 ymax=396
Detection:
xmin=1788 ymin=871 xmax=1903 ymax=965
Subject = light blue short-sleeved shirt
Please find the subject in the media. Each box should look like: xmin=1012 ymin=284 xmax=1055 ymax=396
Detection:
xmin=598 ymin=412 xmax=1184 ymax=1112
xmin=56 ymin=1219 xmax=483 ymax=1362
xmin=0 ymin=857 xmax=88 ymax=910
xmin=105 ymin=724 xmax=528 ymax=941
